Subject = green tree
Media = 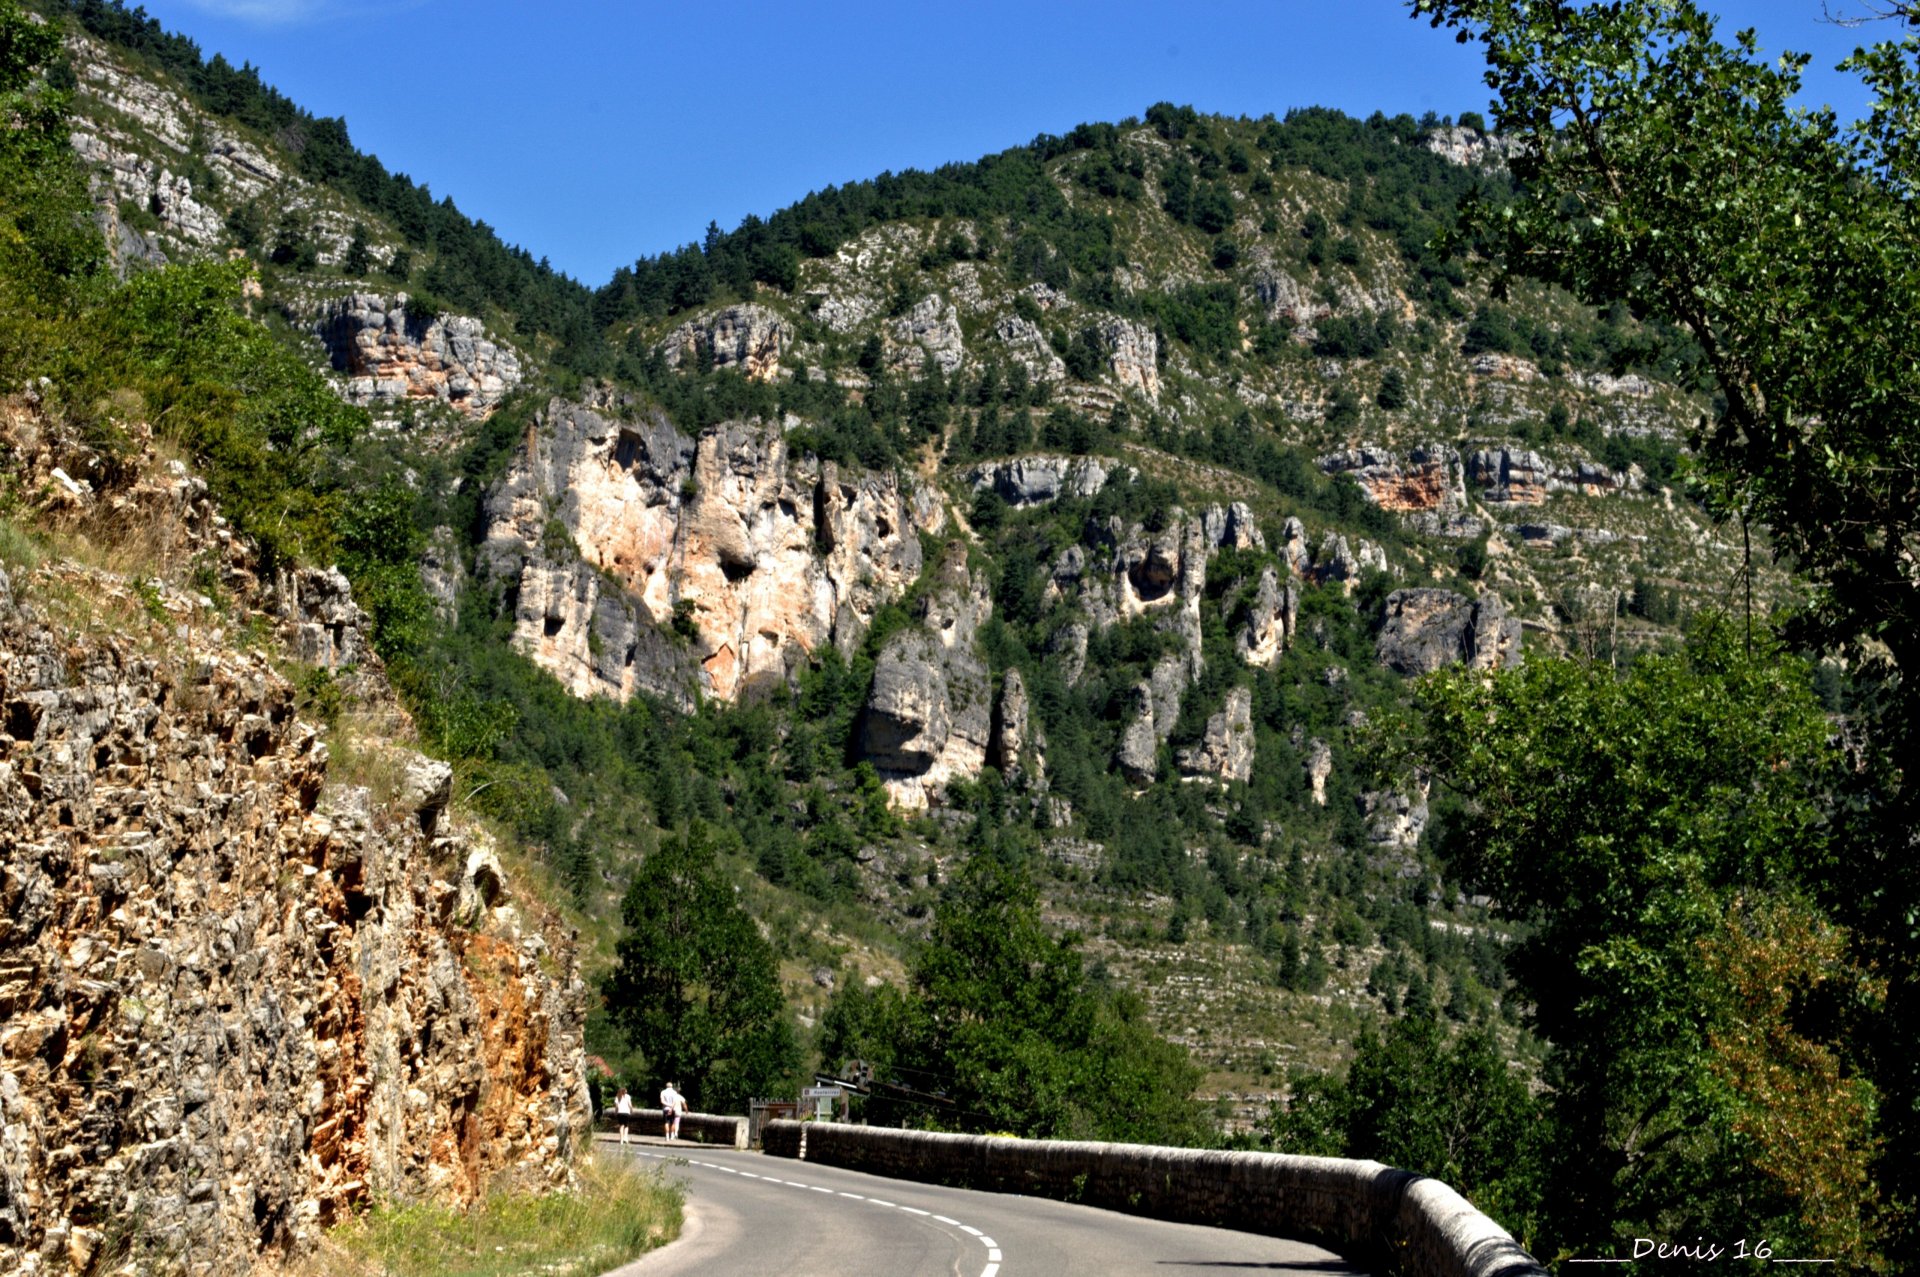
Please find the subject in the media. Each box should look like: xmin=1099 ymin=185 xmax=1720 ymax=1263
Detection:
xmin=604 ymin=823 xmax=799 ymax=1113
xmin=1415 ymin=1 xmax=1920 ymax=1256
xmin=342 ymin=220 xmax=371 ymax=275
xmin=1415 ymin=624 xmax=1873 ymax=1259
xmin=0 ymin=0 xmax=105 ymax=378
xmin=1375 ymin=365 xmax=1408 ymax=410
xmin=820 ymin=855 xmax=1203 ymax=1143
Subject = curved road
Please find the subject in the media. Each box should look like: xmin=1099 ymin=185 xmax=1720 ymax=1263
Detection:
xmin=602 ymin=1137 xmax=1365 ymax=1277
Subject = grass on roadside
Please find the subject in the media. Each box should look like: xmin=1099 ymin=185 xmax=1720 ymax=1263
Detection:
xmin=299 ymin=1153 xmax=682 ymax=1277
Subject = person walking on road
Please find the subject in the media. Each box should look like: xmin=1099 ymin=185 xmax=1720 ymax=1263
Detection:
xmin=614 ymin=1087 xmax=633 ymax=1145
xmin=660 ymin=1081 xmax=686 ymax=1140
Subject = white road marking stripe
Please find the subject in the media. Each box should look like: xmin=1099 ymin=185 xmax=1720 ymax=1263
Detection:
xmin=672 ymin=1159 xmax=1006 ymax=1274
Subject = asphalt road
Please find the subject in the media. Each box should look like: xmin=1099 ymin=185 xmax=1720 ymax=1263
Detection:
xmin=601 ymin=1136 xmax=1366 ymax=1277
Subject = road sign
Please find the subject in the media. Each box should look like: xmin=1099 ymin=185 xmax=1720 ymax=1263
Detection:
xmin=802 ymin=1085 xmax=844 ymax=1099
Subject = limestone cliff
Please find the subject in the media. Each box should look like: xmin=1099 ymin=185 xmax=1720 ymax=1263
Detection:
xmin=0 ymin=563 xmax=588 ymax=1275
xmin=859 ymin=542 xmax=993 ymax=810
xmin=312 ymin=294 xmax=524 ymax=417
xmin=480 ymin=394 xmax=945 ymax=706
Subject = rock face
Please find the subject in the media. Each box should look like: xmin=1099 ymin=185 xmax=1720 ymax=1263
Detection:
xmin=859 ymin=544 xmax=993 ymax=809
xmin=1099 ymin=317 xmax=1160 ymax=400
xmin=965 ymin=455 xmax=1115 ymax=507
xmin=0 ymin=578 xmax=587 ymax=1275
xmin=888 ymin=295 xmax=966 ymax=375
xmin=1319 ymin=444 xmax=1466 ymax=514
xmin=1466 ymin=446 xmax=1627 ymax=503
xmin=989 ymin=669 xmax=1044 ymax=784
xmin=991 ymin=314 xmax=1067 ymax=383
xmin=1237 ymin=565 xmax=1298 ymax=668
xmin=1177 ymin=686 xmax=1256 ymax=784
xmin=1375 ymin=588 xmax=1524 ymax=676
xmin=1117 ymin=655 xmax=1191 ymax=784
xmin=480 ymin=396 xmax=942 ymax=706
xmin=277 ymin=565 xmax=379 ymax=679
xmin=313 ymin=294 xmax=523 ymax=417
xmin=662 ymin=304 xmax=786 ymax=381
xmin=1312 ymin=531 xmax=1390 ymax=590
xmin=1305 ymin=738 xmax=1334 ymax=806
xmin=1361 ymin=775 xmax=1432 ymax=849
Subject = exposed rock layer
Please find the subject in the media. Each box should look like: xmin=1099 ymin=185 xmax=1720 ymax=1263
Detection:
xmin=313 ymin=294 xmax=523 ymax=417
xmin=0 ymin=571 xmax=587 ymax=1275
xmin=481 ymin=395 xmax=943 ymax=706
xmin=1375 ymin=588 xmax=1524 ymax=676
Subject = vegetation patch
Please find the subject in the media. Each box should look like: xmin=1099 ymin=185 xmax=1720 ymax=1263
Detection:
xmin=301 ymin=1154 xmax=682 ymax=1277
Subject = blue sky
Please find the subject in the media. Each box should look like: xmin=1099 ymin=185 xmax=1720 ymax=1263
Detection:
xmin=136 ymin=1 xmax=1893 ymax=287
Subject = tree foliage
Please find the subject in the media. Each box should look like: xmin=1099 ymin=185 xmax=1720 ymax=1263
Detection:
xmin=1415 ymin=625 xmax=1879 ymax=1260
xmin=820 ymin=855 xmax=1205 ymax=1143
xmin=604 ymin=823 xmax=800 ymax=1113
xmin=1416 ymin=1 xmax=1920 ymax=1257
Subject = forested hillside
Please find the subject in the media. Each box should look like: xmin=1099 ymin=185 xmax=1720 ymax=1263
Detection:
xmin=4 ymin=0 xmax=1906 ymax=1269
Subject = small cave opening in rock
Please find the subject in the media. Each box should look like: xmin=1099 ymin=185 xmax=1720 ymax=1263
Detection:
xmin=720 ymin=554 xmax=755 ymax=584
xmin=1128 ymin=555 xmax=1177 ymax=603
xmin=614 ymin=430 xmax=643 ymax=470
xmin=543 ymin=614 xmax=565 ymax=638
xmin=5 ymin=698 xmax=39 ymax=742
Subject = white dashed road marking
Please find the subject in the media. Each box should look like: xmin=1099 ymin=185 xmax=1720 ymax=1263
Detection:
xmin=623 ymin=1146 xmax=1006 ymax=1277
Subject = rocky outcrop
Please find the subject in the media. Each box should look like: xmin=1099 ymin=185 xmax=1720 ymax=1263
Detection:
xmin=888 ymin=295 xmax=966 ymax=376
xmin=661 ymin=304 xmax=786 ymax=381
xmin=1424 ymin=125 xmax=1517 ymax=169
xmin=277 ymin=565 xmax=379 ymax=677
xmin=991 ymin=314 xmax=1067 ymax=383
xmin=313 ymin=294 xmax=523 ymax=417
xmin=0 ymin=572 xmax=587 ymax=1275
xmin=1098 ymin=317 xmax=1160 ymax=400
xmin=988 ymin=669 xmax=1044 ymax=784
xmin=1361 ymin=774 xmax=1431 ymax=849
xmin=1465 ymin=447 xmax=1627 ymax=503
xmin=1202 ymin=502 xmax=1265 ymax=553
xmin=1319 ymin=444 xmax=1465 ymax=514
xmin=1255 ymin=270 xmax=1330 ymax=325
xmin=1375 ymin=589 xmax=1523 ymax=676
xmin=965 ymin=455 xmax=1116 ymax=507
xmin=859 ymin=544 xmax=992 ymax=809
xmin=1117 ymin=655 xmax=1191 ymax=785
xmin=480 ymin=396 xmax=942 ymax=705
xmin=1311 ymin=531 xmax=1390 ymax=590
xmin=1237 ymin=565 xmax=1298 ymax=668
xmin=1177 ymin=686 xmax=1255 ymax=784
xmin=1305 ymin=738 xmax=1333 ymax=806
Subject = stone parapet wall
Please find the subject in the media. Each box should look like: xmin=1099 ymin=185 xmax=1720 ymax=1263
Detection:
xmin=762 ymin=1122 xmax=1543 ymax=1277
xmin=597 ymin=1109 xmax=748 ymax=1150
